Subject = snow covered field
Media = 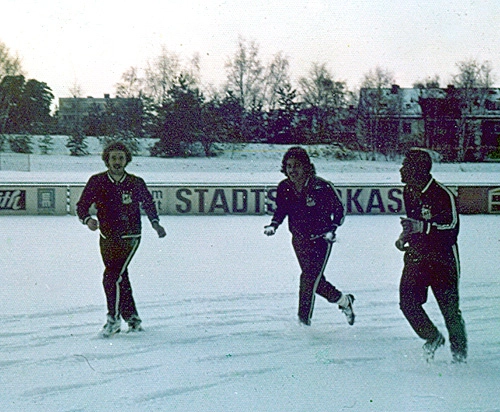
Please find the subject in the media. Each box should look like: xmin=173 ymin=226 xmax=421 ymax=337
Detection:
xmin=1 ymin=151 xmax=500 ymax=411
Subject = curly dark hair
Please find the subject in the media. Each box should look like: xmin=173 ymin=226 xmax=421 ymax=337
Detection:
xmin=102 ymin=141 xmax=132 ymax=166
xmin=280 ymin=146 xmax=316 ymax=176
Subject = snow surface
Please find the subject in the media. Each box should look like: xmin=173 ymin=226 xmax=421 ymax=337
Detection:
xmin=2 ymin=138 xmax=500 ymax=184
xmin=1 ymin=150 xmax=500 ymax=411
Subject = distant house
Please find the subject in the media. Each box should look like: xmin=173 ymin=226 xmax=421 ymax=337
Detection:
xmin=57 ymin=94 xmax=142 ymax=136
xmin=358 ymin=85 xmax=500 ymax=161
xmin=357 ymin=85 xmax=424 ymax=158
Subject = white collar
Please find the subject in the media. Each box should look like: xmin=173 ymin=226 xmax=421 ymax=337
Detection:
xmin=421 ymin=177 xmax=433 ymax=194
xmin=107 ymin=171 xmax=127 ymax=184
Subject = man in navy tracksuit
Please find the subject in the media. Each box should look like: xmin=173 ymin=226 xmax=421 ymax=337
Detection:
xmin=264 ymin=147 xmax=355 ymax=326
xmin=396 ymin=148 xmax=467 ymax=362
xmin=77 ymin=142 xmax=166 ymax=337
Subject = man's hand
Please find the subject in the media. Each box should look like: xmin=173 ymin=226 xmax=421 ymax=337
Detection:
xmin=264 ymin=225 xmax=276 ymax=236
xmin=153 ymin=222 xmax=167 ymax=238
xmin=400 ymin=217 xmax=424 ymax=236
xmin=86 ymin=218 xmax=99 ymax=231
xmin=395 ymin=234 xmax=409 ymax=251
xmin=322 ymin=231 xmax=336 ymax=243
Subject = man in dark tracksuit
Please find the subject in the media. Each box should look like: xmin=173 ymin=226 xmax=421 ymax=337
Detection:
xmin=77 ymin=142 xmax=166 ymax=337
xmin=264 ymin=147 xmax=355 ymax=326
xmin=397 ymin=148 xmax=467 ymax=362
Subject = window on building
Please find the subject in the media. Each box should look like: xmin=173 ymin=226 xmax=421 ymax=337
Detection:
xmin=485 ymin=100 xmax=500 ymax=111
xmin=403 ymin=122 xmax=412 ymax=134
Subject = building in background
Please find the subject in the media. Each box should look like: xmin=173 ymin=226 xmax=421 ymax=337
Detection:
xmin=358 ymin=85 xmax=500 ymax=161
xmin=57 ymin=95 xmax=143 ymax=137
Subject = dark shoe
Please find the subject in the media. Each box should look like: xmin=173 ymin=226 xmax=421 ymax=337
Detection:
xmin=127 ymin=315 xmax=144 ymax=333
xmin=452 ymin=351 xmax=467 ymax=364
xmin=423 ymin=332 xmax=445 ymax=360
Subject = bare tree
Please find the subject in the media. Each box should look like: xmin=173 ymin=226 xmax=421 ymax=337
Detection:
xmin=68 ymin=80 xmax=85 ymax=98
xmin=224 ymin=36 xmax=265 ymax=110
xmin=263 ymin=51 xmax=291 ymax=111
xmin=0 ymin=41 xmax=23 ymax=80
xmin=361 ymin=66 xmax=395 ymax=89
xmin=357 ymin=66 xmax=398 ymax=158
xmin=144 ymin=46 xmax=181 ymax=105
xmin=453 ymin=59 xmax=494 ymax=89
xmin=413 ymin=75 xmax=441 ymax=89
xmin=115 ymin=66 xmax=143 ymax=98
xmin=297 ymin=62 xmax=349 ymax=143
xmin=299 ymin=63 xmax=347 ymax=108
xmin=186 ymin=52 xmax=201 ymax=86
xmin=452 ymin=58 xmax=494 ymax=161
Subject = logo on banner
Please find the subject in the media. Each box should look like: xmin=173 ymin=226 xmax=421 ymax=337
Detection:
xmin=38 ymin=188 xmax=56 ymax=214
xmin=488 ymin=188 xmax=500 ymax=213
xmin=0 ymin=190 xmax=26 ymax=210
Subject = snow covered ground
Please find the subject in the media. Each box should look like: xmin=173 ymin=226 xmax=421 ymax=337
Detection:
xmin=1 ymin=138 xmax=500 ymax=184
xmin=1 ymin=151 xmax=500 ymax=411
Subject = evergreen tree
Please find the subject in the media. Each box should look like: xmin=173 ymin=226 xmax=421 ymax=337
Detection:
xmin=0 ymin=76 xmax=54 ymax=134
xmin=150 ymin=75 xmax=204 ymax=157
xmin=9 ymin=134 xmax=32 ymax=153
xmin=39 ymin=135 xmax=54 ymax=154
xmin=66 ymin=129 xmax=88 ymax=156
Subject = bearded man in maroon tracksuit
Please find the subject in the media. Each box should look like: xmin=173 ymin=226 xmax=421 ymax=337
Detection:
xmin=264 ymin=146 xmax=355 ymax=327
xmin=77 ymin=142 xmax=166 ymax=337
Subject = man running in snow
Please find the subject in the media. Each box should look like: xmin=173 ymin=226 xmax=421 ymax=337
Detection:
xmin=77 ymin=141 xmax=166 ymax=337
xmin=396 ymin=148 xmax=467 ymax=362
xmin=264 ymin=146 xmax=355 ymax=326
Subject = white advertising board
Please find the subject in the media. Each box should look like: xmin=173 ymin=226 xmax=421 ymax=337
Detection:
xmin=68 ymin=184 xmax=409 ymax=216
xmin=0 ymin=185 xmax=67 ymax=215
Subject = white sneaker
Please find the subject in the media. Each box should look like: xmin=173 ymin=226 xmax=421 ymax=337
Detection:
xmin=337 ymin=293 xmax=355 ymax=325
xmin=101 ymin=316 xmax=121 ymax=338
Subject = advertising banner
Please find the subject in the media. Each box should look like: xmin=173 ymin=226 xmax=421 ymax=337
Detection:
xmin=335 ymin=186 xmax=406 ymax=215
xmin=149 ymin=185 xmax=272 ymax=215
xmin=69 ymin=185 xmax=274 ymax=216
xmin=68 ymin=184 xmax=411 ymax=216
xmin=1 ymin=183 xmax=495 ymax=216
xmin=0 ymin=185 xmax=67 ymax=215
xmin=488 ymin=187 xmax=500 ymax=213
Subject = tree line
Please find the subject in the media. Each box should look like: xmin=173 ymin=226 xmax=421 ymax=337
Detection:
xmin=0 ymin=38 xmax=497 ymax=161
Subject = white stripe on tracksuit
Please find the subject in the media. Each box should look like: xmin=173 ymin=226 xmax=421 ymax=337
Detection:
xmin=306 ymin=240 xmax=334 ymax=324
xmin=113 ymin=237 xmax=141 ymax=320
xmin=452 ymin=243 xmax=460 ymax=277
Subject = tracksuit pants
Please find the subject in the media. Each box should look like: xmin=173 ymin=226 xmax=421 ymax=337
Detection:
xmin=399 ymin=246 xmax=467 ymax=357
xmin=292 ymin=236 xmax=342 ymax=325
xmin=99 ymin=235 xmax=141 ymax=322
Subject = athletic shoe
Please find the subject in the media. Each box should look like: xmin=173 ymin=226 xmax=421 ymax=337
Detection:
xmin=337 ymin=293 xmax=355 ymax=326
xmin=127 ymin=316 xmax=144 ymax=333
xmin=423 ymin=332 xmax=445 ymax=360
xmin=452 ymin=351 xmax=467 ymax=364
xmin=101 ymin=316 xmax=121 ymax=338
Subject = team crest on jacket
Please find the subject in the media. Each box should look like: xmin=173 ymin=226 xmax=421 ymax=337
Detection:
xmin=122 ymin=192 xmax=132 ymax=204
xmin=421 ymin=205 xmax=432 ymax=220
xmin=306 ymin=195 xmax=316 ymax=207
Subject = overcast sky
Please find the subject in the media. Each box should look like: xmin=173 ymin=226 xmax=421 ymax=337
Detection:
xmin=2 ymin=0 xmax=499 ymax=103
